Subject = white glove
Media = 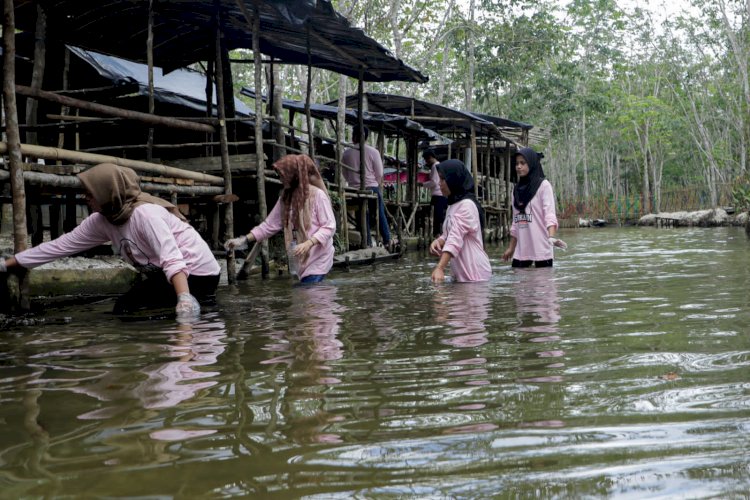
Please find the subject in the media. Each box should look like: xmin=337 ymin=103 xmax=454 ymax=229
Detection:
xmin=0 ymin=259 xmax=6 ymax=273
xmin=224 ymin=235 xmax=249 ymax=252
xmin=175 ymin=292 xmax=201 ymax=322
xmin=549 ymin=237 xmax=568 ymax=251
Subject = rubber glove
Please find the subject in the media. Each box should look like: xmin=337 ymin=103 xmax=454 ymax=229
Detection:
xmin=224 ymin=235 xmax=249 ymax=252
xmin=548 ymin=237 xmax=568 ymax=250
xmin=175 ymin=292 xmax=201 ymax=322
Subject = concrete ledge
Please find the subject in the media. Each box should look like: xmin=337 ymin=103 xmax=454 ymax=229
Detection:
xmin=27 ymin=257 xmax=139 ymax=297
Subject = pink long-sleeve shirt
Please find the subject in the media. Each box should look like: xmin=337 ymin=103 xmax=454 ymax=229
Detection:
xmin=15 ymin=204 xmax=220 ymax=281
xmin=250 ymin=185 xmax=336 ymax=279
xmin=341 ymin=143 xmax=383 ymax=189
xmin=509 ymin=180 xmax=558 ymax=261
xmin=422 ymin=161 xmax=442 ymax=196
xmin=440 ymin=199 xmax=492 ymax=282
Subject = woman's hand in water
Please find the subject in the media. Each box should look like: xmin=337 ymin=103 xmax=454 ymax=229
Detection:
xmin=549 ymin=237 xmax=568 ymax=250
xmin=429 ymin=238 xmax=445 ymax=257
xmin=431 ymin=265 xmax=446 ymax=283
xmin=175 ymin=293 xmax=201 ymax=323
xmin=294 ymin=239 xmax=315 ymax=258
xmin=501 ymin=248 xmax=514 ymax=261
xmin=224 ymin=235 xmax=249 ymax=252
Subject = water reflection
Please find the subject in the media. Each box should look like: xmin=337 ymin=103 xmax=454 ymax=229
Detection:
xmin=260 ymin=284 xmax=344 ymax=380
xmin=68 ymin=318 xmax=228 ymax=417
xmin=432 ymin=282 xmax=491 ymax=389
xmin=433 ymin=282 xmax=491 ymax=348
xmin=513 ymin=267 xmax=565 ymax=382
xmin=260 ymin=284 xmax=346 ymax=444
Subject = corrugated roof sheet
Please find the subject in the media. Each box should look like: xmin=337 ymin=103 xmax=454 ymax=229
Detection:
xmin=13 ymin=0 xmax=427 ymax=83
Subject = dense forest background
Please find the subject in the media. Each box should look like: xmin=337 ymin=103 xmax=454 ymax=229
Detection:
xmin=233 ymin=0 xmax=750 ymax=219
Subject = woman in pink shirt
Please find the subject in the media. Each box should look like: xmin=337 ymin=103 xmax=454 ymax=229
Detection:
xmin=429 ymin=160 xmax=492 ymax=283
xmin=502 ymin=148 xmax=566 ymax=267
xmin=225 ymin=154 xmax=336 ymax=284
xmin=0 ymin=163 xmax=220 ymax=321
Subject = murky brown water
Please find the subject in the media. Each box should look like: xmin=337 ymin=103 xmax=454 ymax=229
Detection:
xmin=1 ymin=227 xmax=749 ymax=497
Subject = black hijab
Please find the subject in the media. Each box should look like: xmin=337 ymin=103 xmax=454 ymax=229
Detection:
xmin=513 ymin=147 xmax=546 ymax=212
xmin=437 ymin=159 xmax=485 ymax=239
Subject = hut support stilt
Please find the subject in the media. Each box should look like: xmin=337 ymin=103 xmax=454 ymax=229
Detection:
xmin=2 ymin=0 xmax=30 ymax=310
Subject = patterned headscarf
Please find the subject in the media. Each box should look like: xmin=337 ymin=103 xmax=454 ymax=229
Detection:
xmin=273 ymin=154 xmax=327 ymax=252
xmin=77 ymin=163 xmax=186 ymax=225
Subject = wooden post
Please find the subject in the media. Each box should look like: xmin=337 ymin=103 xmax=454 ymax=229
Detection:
xmin=505 ymin=142 xmax=512 ymax=237
xmin=24 ymin=3 xmax=45 ymax=147
xmin=3 ymin=0 xmax=30 ymax=310
xmin=204 ymin=57 xmax=214 ymax=159
xmin=214 ymin=10 xmax=236 ymax=283
xmin=395 ymin=136 xmax=401 ymax=233
xmin=253 ymin=8 xmax=270 ymax=278
xmin=336 ymin=75 xmax=349 ymax=251
xmin=470 ymin=123 xmax=478 ymax=198
xmin=305 ymin=29 xmax=315 ymax=160
xmin=270 ymin=59 xmax=285 ymax=161
xmin=357 ymin=74 xmax=367 ymax=248
xmin=146 ymin=0 xmax=156 ymax=162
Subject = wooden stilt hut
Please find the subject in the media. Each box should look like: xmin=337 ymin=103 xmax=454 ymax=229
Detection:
xmin=239 ymin=88 xmax=444 ymax=253
xmin=335 ymin=93 xmax=536 ymax=242
xmin=2 ymin=0 xmax=427 ymax=311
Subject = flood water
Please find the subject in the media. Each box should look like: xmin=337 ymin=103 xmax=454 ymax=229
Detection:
xmin=1 ymin=226 xmax=749 ymax=498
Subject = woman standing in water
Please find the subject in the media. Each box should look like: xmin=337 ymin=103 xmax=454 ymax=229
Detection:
xmin=429 ymin=159 xmax=491 ymax=283
xmin=224 ymin=154 xmax=336 ymax=284
xmin=502 ymin=147 xmax=566 ymax=267
xmin=0 ymin=163 xmax=219 ymax=321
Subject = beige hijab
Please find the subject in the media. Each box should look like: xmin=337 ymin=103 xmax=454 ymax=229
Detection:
xmin=77 ymin=163 xmax=187 ymax=225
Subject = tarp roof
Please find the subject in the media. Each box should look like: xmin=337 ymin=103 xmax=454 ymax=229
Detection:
xmin=240 ymin=88 xmax=445 ymax=141
xmin=69 ymin=46 xmax=256 ymax=122
xmin=13 ymin=0 xmax=427 ymax=83
xmin=330 ymin=93 xmax=529 ymax=143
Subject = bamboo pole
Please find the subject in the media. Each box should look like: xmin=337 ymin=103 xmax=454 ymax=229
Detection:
xmin=470 ymin=123 xmax=478 ymax=197
xmin=270 ymin=60 xmax=285 ymax=162
xmin=305 ymin=29 xmax=315 ymax=160
xmin=357 ymin=74 xmax=367 ymax=249
xmin=0 ymin=142 xmax=224 ymax=185
xmin=252 ymin=8 xmax=270 ymax=278
xmin=0 ymin=169 xmax=223 ymax=195
xmin=336 ymin=75 xmax=349 ymax=251
xmin=214 ymin=9 xmax=236 ymax=283
xmin=24 ymin=3 xmax=45 ymax=147
xmin=56 ymin=49 xmax=71 ymax=152
xmin=3 ymin=0 xmax=30 ymax=310
xmin=15 ymin=85 xmax=215 ymax=134
xmin=146 ymin=0 xmax=156 ymax=161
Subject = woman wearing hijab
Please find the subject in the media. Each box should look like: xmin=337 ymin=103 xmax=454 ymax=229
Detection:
xmin=0 ymin=163 xmax=220 ymax=321
xmin=502 ymin=147 xmax=566 ymax=268
xmin=429 ymin=159 xmax=491 ymax=283
xmin=224 ymin=154 xmax=336 ymax=284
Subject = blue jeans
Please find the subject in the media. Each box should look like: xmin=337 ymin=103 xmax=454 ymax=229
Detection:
xmin=300 ymin=274 xmax=326 ymax=284
xmin=366 ymin=187 xmax=391 ymax=246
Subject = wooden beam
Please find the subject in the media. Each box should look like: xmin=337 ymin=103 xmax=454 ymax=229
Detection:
xmin=0 ymin=169 xmax=223 ymax=195
xmin=0 ymin=142 xmax=225 ymax=185
xmin=15 ymin=85 xmax=216 ymax=134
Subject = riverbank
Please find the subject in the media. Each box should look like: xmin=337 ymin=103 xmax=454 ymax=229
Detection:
xmin=637 ymin=208 xmax=749 ymax=227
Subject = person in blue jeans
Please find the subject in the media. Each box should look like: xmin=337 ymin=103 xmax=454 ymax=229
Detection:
xmin=342 ymin=125 xmax=392 ymax=249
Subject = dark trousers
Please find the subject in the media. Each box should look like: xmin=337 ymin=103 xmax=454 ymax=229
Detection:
xmin=512 ymin=259 xmax=553 ymax=268
xmin=366 ymin=187 xmax=391 ymax=246
xmin=114 ymin=272 xmax=220 ymax=314
xmin=430 ymin=195 xmax=448 ymax=237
